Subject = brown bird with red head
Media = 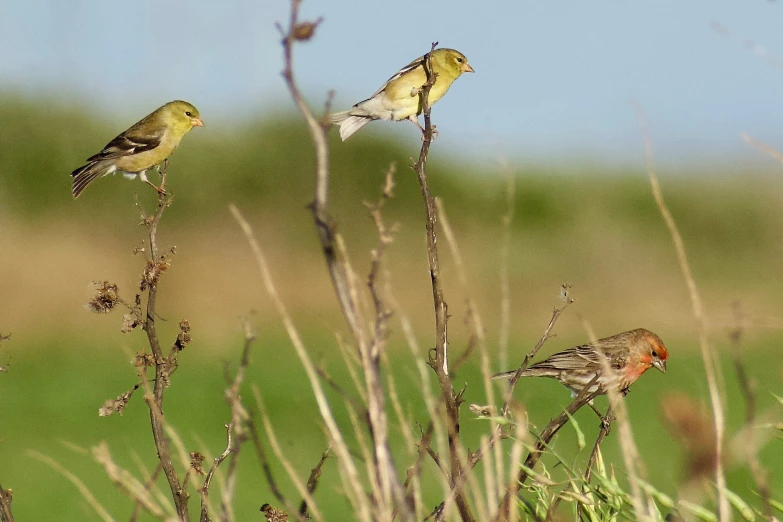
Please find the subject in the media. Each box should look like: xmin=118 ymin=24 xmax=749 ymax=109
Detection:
xmin=493 ymin=328 xmax=669 ymax=396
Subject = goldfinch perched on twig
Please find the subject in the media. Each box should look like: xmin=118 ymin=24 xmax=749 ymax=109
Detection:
xmin=329 ymin=48 xmax=474 ymax=141
xmin=70 ymin=100 xmax=204 ymax=198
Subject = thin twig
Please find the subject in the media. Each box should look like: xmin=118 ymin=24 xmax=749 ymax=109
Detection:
xmin=412 ymin=41 xmax=475 ymax=522
xmin=497 ymin=161 xmax=516 ymax=373
xmin=28 ymin=451 xmax=115 ymax=522
xmin=467 ymin=293 xmax=574 ymax=471
xmin=247 ymin=417 xmax=288 ymax=506
xmin=436 ymin=197 xmax=505 ymax=506
xmin=495 ymin=377 xmax=601 ymax=521
xmin=742 ymin=132 xmax=783 ymax=165
xmin=461 ymin=292 xmax=573 ymax=519
xmin=230 ymin=205 xmax=370 ymax=521
xmin=277 ymin=3 xmax=406 ymax=518
xmin=635 ymin=103 xmax=729 ymax=521
xmin=712 ymin=22 xmax=783 ymax=70
xmin=298 ymin=447 xmax=331 ymax=518
xmin=255 ymin=389 xmax=325 ymax=522
xmin=569 ymin=407 xmax=615 ymax=521
xmin=135 ymin=165 xmax=189 ymax=519
xmin=129 ymin=461 xmax=164 ymax=522
xmin=199 ymin=423 xmax=234 ymax=522
xmin=501 ymin=290 xmax=574 ymax=418
xmin=730 ymin=302 xmax=772 ymax=521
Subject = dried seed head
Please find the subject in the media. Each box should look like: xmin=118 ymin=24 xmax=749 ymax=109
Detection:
xmin=292 ymin=18 xmax=322 ymax=41
xmin=98 ymin=385 xmax=138 ymax=417
xmin=133 ymin=352 xmax=155 ymax=368
xmin=190 ymin=452 xmax=206 ymax=475
xmin=120 ymin=313 xmax=137 ymax=334
xmin=260 ymin=504 xmax=289 ymax=522
xmin=141 ymin=259 xmax=171 ymax=290
xmin=86 ymin=281 xmax=120 ymax=314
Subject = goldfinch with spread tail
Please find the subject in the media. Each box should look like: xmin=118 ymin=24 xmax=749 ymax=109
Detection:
xmin=71 ymin=100 xmax=204 ymax=198
xmin=330 ymin=48 xmax=474 ymax=141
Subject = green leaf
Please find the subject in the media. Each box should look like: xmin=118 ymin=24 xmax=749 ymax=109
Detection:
xmin=679 ymin=500 xmax=717 ymax=522
xmin=724 ymin=489 xmax=756 ymax=521
xmin=638 ymin=479 xmax=675 ymax=508
xmin=565 ymin=409 xmax=585 ymax=450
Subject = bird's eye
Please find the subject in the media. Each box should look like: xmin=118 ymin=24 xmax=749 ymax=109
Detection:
xmin=456 ymin=57 xmax=463 ymax=63
xmin=651 ymin=350 xmax=658 ymax=358
xmin=185 ymin=111 xmax=192 ymax=117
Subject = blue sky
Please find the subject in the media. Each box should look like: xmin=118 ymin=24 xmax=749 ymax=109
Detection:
xmin=2 ymin=0 xmax=783 ymax=169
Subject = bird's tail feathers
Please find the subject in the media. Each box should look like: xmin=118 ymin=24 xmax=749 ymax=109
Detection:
xmin=71 ymin=161 xmax=113 ymax=198
xmin=328 ymin=111 xmax=351 ymax=124
xmin=335 ymin=115 xmax=371 ymax=141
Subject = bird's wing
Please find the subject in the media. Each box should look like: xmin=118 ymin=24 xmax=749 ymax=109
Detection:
xmin=369 ymin=54 xmax=426 ymax=99
xmin=87 ymin=126 xmax=164 ymax=162
xmin=529 ymin=345 xmax=605 ymax=372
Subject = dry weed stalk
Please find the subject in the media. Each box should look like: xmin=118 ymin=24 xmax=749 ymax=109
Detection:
xmin=134 ymin=170 xmax=190 ymax=519
xmin=729 ymin=303 xmax=773 ymax=521
xmin=82 ymin=166 xmax=191 ymax=519
xmin=0 ymin=481 xmax=13 ymax=522
xmin=411 ymin=41 xmax=475 ymax=522
xmin=635 ymin=104 xmax=730 ymax=521
xmin=276 ymin=1 xmax=408 ymax=518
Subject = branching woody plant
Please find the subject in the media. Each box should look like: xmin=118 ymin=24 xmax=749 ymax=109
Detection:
xmin=59 ymin=2 xmax=773 ymax=520
xmin=86 ymin=166 xmax=248 ymax=521
xmin=268 ymin=1 xmax=634 ymax=520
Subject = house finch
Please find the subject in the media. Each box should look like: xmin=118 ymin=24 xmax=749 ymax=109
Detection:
xmin=492 ymin=328 xmax=668 ymax=396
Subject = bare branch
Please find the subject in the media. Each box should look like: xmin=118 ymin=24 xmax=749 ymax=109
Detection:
xmin=198 ymin=423 xmax=233 ymax=522
xmin=411 ymin=42 xmax=475 ymax=522
xmin=134 ymin=165 xmax=190 ymax=519
xmin=277 ymin=2 xmax=407 ymax=518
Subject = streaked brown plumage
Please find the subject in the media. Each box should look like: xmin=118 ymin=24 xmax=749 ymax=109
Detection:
xmin=492 ymin=328 xmax=669 ymax=396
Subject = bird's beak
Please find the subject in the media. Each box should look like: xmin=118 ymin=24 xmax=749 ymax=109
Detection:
xmin=653 ymin=359 xmax=667 ymax=374
xmin=462 ymin=63 xmax=475 ymax=73
xmin=191 ymin=118 xmax=205 ymax=127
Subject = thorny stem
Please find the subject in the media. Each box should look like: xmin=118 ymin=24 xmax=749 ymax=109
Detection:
xmin=140 ymin=166 xmax=189 ymax=520
xmin=413 ymin=42 xmax=474 ymax=522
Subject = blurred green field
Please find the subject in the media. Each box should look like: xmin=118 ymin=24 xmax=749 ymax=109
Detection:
xmin=1 ymin=96 xmax=782 ymax=519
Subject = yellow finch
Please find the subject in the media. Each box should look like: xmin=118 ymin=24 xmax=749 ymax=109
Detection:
xmin=330 ymin=48 xmax=474 ymax=141
xmin=70 ymin=100 xmax=204 ymax=198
